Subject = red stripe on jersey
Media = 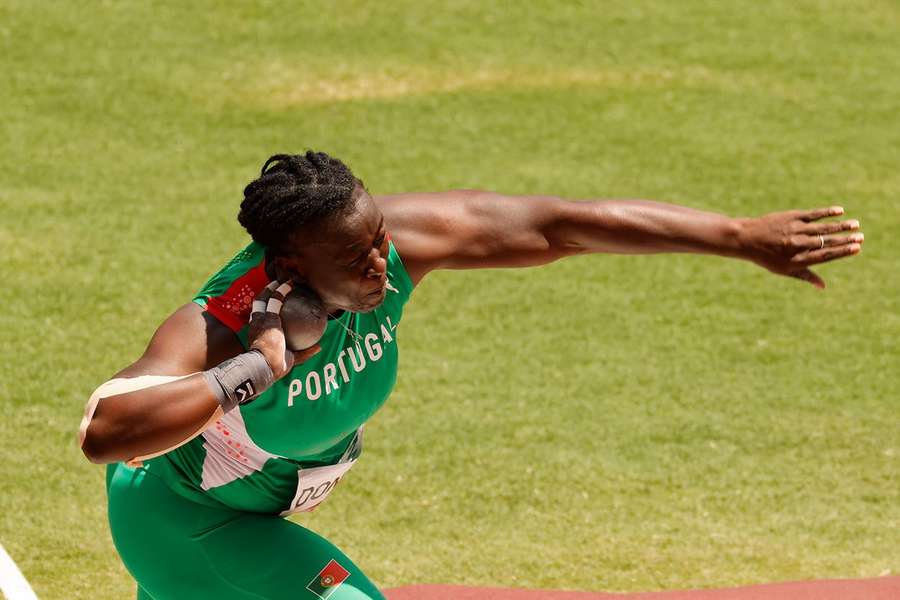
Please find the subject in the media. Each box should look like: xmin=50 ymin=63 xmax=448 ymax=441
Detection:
xmin=205 ymin=261 xmax=269 ymax=332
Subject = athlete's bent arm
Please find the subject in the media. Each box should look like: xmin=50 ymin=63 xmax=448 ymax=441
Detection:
xmin=376 ymin=190 xmax=863 ymax=288
xmin=79 ymin=304 xmax=238 ymax=464
xmin=79 ymin=299 xmax=320 ymax=465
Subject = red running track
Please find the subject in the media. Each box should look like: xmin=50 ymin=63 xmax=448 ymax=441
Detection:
xmin=385 ymin=576 xmax=899 ymax=600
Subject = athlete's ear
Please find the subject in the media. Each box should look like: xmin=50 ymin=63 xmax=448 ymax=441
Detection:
xmin=269 ymin=254 xmax=307 ymax=285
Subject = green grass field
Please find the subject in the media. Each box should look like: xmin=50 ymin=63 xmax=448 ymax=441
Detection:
xmin=1 ymin=1 xmax=898 ymax=598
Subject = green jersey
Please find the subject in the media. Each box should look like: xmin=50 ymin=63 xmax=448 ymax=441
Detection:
xmin=144 ymin=240 xmax=414 ymax=514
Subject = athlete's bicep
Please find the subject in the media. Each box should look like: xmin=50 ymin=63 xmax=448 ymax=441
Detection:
xmin=80 ymin=303 xmax=237 ymax=463
xmin=375 ymin=190 xmax=570 ymax=281
xmin=115 ymin=303 xmax=244 ymax=378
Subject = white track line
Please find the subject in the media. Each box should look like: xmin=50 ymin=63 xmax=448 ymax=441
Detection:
xmin=0 ymin=544 xmax=38 ymax=600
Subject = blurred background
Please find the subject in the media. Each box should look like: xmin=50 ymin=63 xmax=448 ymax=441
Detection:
xmin=1 ymin=1 xmax=897 ymax=598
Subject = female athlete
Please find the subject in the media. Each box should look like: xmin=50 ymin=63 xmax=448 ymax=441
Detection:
xmin=79 ymin=151 xmax=863 ymax=599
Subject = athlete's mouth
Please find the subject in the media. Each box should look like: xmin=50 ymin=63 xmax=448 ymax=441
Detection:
xmin=366 ymin=286 xmax=385 ymax=297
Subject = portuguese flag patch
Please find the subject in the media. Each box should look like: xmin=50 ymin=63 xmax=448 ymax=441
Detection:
xmin=306 ymin=559 xmax=350 ymax=599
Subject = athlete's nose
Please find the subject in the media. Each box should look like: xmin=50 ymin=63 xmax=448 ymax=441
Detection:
xmin=365 ymin=249 xmax=387 ymax=280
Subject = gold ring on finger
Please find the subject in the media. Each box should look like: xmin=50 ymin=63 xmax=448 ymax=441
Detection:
xmin=818 ymin=234 xmax=825 ymax=249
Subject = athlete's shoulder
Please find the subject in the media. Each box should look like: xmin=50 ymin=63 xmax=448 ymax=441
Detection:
xmin=375 ymin=192 xmax=477 ymax=286
xmin=193 ymin=241 xmax=269 ymax=333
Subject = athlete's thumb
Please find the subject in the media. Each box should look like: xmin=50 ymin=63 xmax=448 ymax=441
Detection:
xmin=292 ymin=344 xmax=322 ymax=365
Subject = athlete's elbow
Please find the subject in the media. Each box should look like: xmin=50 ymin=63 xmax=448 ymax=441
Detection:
xmin=79 ymin=397 xmax=131 ymax=464
xmin=79 ymin=381 xmax=132 ymax=464
xmin=79 ymin=421 xmax=119 ymax=464
xmin=80 ymin=439 xmax=110 ymax=465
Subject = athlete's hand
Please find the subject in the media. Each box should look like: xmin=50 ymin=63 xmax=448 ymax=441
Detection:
xmin=249 ymin=281 xmax=321 ymax=379
xmin=738 ymin=206 xmax=864 ymax=289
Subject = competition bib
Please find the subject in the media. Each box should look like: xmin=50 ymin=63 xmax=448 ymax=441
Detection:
xmin=280 ymin=428 xmax=363 ymax=516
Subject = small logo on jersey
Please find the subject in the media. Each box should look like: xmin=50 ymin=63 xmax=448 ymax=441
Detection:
xmin=306 ymin=559 xmax=350 ymax=599
xmin=235 ymin=379 xmax=255 ymax=404
xmin=222 ymin=283 xmax=255 ymax=316
xmin=385 ymin=279 xmax=399 ymax=294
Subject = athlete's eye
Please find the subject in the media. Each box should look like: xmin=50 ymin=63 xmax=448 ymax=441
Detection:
xmin=347 ymin=231 xmax=386 ymax=268
xmin=347 ymin=254 xmax=366 ymax=268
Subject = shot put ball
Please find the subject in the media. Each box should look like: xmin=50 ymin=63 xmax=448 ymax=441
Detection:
xmin=280 ymin=286 xmax=327 ymax=351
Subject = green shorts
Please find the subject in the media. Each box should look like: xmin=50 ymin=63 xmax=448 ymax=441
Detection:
xmin=106 ymin=462 xmax=385 ymax=600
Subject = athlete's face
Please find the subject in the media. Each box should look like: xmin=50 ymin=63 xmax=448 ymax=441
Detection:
xmin=276 ymin=190 xmax=389 ymax=313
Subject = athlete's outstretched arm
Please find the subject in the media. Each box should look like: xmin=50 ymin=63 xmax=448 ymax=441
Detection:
xmin=376 ymin=190 xmax=863 ymax=288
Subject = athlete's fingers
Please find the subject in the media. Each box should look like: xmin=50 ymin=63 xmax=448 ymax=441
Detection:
xmin=825 ymin=232 xmax=864 ymax=246
xmin=792 ymin=242 xmax=862 ymax=266
xmin=799 ymin=206 xmax=844 ymax=222
xmin=800 ymin=232 xmax=865 ymax=249
xmin=800 ymin=219 xmax=860 ymax=235
xmin=789 ymin=268 xmax=825 ymax=289
xmin=251 ymin=300 xmax=266 ymax=317
xmin=266 ymin=281 xmax=293 ymax=314
xmin=251 ymin=281 xmax=281 ymax=322
xmin=246 ymin=281 xmax=297 ymax=378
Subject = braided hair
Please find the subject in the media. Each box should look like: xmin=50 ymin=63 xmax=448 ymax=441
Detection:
xmin=238 ymin=151 xmax=363 ymax=253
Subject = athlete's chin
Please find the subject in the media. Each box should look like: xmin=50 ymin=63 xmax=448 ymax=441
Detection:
xmin=353 ymin=300 xmax=382 ymax=313
xmin=352 ymin=293 xmax=386 ymax=313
